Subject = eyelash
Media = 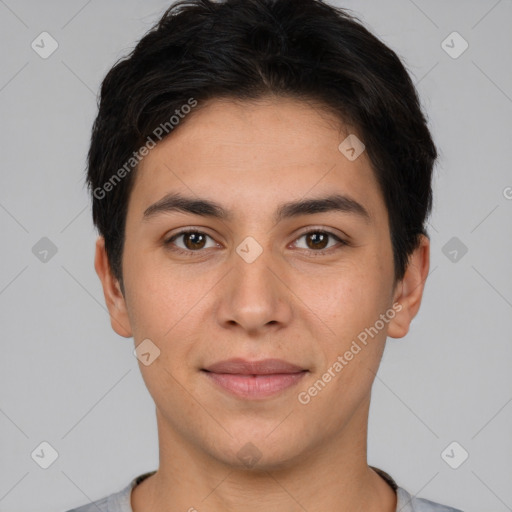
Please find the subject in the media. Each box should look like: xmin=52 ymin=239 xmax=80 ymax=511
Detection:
xmin=164 ymin=228 xmax=347 ymax=257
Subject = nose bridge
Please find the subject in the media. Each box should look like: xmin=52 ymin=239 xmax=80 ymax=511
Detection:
xmin=217 ymin=236 xmax=291 ymax=332
xmin=235 ymin=241 xmax=273 ymax=295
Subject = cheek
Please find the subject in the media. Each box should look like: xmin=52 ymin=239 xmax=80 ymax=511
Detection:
xmin=300 ymin=265 xmax=385 ymax=333
xmin=122 ymin=239 xmax=196 ymax=334
xmin=290 ymin=255 xmax=393 ymax=384
xmin=122 ymin=253 xmax=177 ymax=341
xmin=123 ymin=259 xmax=213 ymax=375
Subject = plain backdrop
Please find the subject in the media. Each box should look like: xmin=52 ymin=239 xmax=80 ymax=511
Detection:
xmin=0 ymin=1 xmax=511 ymax=511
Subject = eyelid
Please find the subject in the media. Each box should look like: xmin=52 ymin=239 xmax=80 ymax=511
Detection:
xmin=293 ymin=225 xmax=348 ymax=241
xmin=165 ymin=228 xmax=219 ymax=249
xmin=291 ymin=227 xmax=347 ymax=252
xmin=164 ymin=226 xmax=349 ymax=254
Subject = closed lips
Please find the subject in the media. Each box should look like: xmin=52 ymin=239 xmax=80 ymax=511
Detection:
xmin=202 ymin=358 xmax=307 ymax=375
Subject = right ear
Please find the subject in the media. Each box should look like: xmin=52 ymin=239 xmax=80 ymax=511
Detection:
xmin=94 ymin=236 xmax=133 ymax=338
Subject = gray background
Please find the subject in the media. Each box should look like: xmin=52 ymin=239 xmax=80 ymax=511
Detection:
xmin=0 ymin=1 xmax=511 ymax=511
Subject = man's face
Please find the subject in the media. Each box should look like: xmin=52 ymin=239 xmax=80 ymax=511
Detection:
xmin=98 ymin=96 xmax=420 ymax=469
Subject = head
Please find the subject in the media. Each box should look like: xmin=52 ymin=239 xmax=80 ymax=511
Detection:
xmin=91 ymin=0 xmax=435 ymax=470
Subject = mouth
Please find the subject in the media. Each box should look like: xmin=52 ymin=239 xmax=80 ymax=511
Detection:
xmin=201 ymin=358 xmax=308 ymax=399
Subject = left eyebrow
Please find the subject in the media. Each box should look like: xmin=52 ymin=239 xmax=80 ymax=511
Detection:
xmin=274 ymin=194 xmax=371 ymax=224
xmin=142 ymin=192 xmax=371 ymax=224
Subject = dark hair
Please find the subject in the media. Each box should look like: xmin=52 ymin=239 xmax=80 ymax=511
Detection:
xmin=86 ymin=0 xmax=437 ymax=292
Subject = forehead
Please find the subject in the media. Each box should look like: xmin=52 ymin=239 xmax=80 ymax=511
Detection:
xmin=128 ymin=96 xmax=386 ymax=225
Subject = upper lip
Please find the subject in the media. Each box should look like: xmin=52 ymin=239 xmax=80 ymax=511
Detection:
xmin=203 ymin=358 xmax=306 ymax=375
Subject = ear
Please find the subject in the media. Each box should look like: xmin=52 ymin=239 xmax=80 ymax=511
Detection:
xmin=94 ymin=235 xmax=133 ymax=338
xmin=387 ymin=234 xmax=430 ymax=339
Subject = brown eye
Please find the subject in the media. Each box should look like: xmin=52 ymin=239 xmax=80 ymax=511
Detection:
xmin=294 ymin=230 xmax=345 ymax=254
xmin=305 ymin=232 xmax=329 ymax=250
xmin=165 ymin=230 xmax=217 ymax=253
xmin=182 ymin=232 xmax=207 ymax=250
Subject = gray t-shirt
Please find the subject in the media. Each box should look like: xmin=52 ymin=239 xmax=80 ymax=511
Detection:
xmin=65 ymin=467 xmax=463 ymax=512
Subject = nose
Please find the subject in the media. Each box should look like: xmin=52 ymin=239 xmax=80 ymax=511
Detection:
xmin=215 ymin=244 xmax=293 ymax=335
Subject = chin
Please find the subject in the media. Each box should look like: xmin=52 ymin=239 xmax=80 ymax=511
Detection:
xmin=208 ymin=430 xmax=306 ymax=471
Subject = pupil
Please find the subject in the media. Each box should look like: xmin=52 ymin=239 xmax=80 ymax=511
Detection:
xmin=186 ymin=233 xmax=205 ymax=250
xmin=308 ymin=232 xmax=328 ymax=250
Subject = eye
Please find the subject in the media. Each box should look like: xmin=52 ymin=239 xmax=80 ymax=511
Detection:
xmin=164 ymin=229 xmax=218 ymax=254
xmin=164 ymin=228 xmax=347 ymax=257
xmin=292 ymin=229 xmax=346 ymax=254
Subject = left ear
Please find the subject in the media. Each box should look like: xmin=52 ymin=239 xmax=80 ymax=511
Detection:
xmin=387 ymin=234 xmax=430 ymax=339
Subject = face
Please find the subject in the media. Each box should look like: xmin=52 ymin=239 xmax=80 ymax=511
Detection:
xmin=96 ymin=96 xmax=428 ymax=470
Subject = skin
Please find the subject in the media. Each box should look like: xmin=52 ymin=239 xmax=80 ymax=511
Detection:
xmin=95 ymin=95 xmax=429 ymax=512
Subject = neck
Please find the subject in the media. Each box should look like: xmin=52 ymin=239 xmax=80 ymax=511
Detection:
xmin=131 ymin=395 xmax=396 ymax=512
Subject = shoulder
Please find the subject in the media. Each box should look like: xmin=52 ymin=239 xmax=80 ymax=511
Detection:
xmin=396 ymin=486 xmax=464 ymax=512
xmin=64 ymin=487 xmax=128 ymax=512
xmin=370 ymin=467 xmax=463 ymax=512
xmin=63 ymin=471 xmax=156 ymax=512
xmin=64 ymin=494 xmax=110 ymax=512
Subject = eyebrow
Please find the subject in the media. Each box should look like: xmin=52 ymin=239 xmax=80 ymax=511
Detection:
xmin=142 ymin=192 xmax=371 ymax=224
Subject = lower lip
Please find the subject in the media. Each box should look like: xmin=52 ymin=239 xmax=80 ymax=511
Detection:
xmin=202 ymin=370 xmax=307 ymax=399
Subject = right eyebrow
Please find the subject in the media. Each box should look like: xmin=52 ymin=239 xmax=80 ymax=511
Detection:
xmin=142 ymin=192 xmax=232 ymax=222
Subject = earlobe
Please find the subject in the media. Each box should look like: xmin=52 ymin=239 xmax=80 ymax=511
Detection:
xmin=387 ymin=235 xmax=430 ymax=339
xmin=94 ymin=236 xmax=133 ymax=338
